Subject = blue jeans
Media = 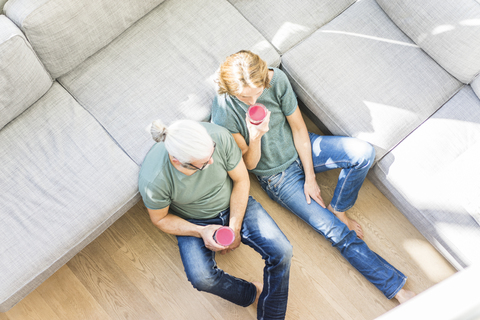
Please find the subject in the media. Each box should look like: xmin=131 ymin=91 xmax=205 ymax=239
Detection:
xmin=257 ymin=133 xmax=406 ymax=299
xmin=177 ymin=196 xmax=292 ymax=320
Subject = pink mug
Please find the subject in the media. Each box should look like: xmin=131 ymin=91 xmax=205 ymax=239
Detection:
xmin=247 ymin=103 xmax=267 ymax=125
xmin=213 ymin=226 xmax=235 ymax=246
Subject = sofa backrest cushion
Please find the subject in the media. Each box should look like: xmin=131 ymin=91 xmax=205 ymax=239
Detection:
xmin=227 ymin=0 xmax=355 ymax=54
xmin=4 ymin=0 xmax=165 ymax=78
xmin=376 ymin=0 xmax=480 ymax=84
xmin=59 ymin=0 xmax=281 ymax=165
xmin=0 ymin=15 xmax=51 ymax=130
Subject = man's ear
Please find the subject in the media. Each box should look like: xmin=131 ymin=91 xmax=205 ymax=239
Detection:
xmin=170 ymin=155 xmax=181 ymax=164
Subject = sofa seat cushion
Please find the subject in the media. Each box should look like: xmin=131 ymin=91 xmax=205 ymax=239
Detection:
xmin=59 ymin=0 xmax=280 ymax=165
xmin=4 ymin=0 xmax=166 ymax=78
xmin=0 ymin=15 xmax=51 ymax=130
xmin=368 ymin=85 xmax=480 ymax=270
xmin=281 ymin=0 xmax=463 ymax=161
xmin=227 ymin=0 xmax=355 ymax=54
xmin=376 ymin=0 xmax=480 ymax=84
xmin=0 ymin=83 xmax=140 ymax=311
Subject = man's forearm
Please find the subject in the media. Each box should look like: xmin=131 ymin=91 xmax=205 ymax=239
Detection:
xmin=155 ymin=213 xmax=204 ymax=237
xmin=228 ymin=178 xmax=250 ymax=233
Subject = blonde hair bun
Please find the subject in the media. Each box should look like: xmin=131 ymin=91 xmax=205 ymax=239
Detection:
xmin=151 ymin=119 xmax=168 ymax=142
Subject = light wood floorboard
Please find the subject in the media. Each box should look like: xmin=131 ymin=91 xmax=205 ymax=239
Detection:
xmin=3 ymin=116 xmax=456 ymax=319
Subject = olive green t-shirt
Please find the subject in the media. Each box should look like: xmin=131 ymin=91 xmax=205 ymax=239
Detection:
xmin=211 ymin=68 xmax=298 ymax=176
xmin=138 ymin=123 xmax=242 ymax=220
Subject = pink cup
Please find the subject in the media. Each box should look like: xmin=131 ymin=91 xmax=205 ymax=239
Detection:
xmin=247 ymin=103 xmax=267 ymax=125
xmin=214 ymin=226 xmax=235 ymax=246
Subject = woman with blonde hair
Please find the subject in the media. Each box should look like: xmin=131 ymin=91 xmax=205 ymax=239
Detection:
xmin=212 ymin=50 xmax=415 ymax=303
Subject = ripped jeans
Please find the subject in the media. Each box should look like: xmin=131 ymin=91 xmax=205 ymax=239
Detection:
xmin=256 ymin=133 xmax=406 ymax=299
xmin=177 ymin=196 xmax=292 ymax=319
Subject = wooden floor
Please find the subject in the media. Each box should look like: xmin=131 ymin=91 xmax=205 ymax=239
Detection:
xmin=1 ymin=116 xmax=457 ymax=320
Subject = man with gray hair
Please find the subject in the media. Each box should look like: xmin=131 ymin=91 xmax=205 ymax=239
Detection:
xmin=138 ymin=119 xmax=292 ymax=320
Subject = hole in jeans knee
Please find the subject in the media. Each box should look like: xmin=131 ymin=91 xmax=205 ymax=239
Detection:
xmin=189 ymin=275 xmax=217 ymax=292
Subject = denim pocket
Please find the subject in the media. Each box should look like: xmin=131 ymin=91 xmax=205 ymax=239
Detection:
xmin=262 ymin=172 xmax=284 ymax=197
xmin=272 ymin=172 xmax=286 ymax=188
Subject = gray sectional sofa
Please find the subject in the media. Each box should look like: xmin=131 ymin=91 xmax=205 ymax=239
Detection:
xmin=1 ymin=0 xmax=479 ymax=312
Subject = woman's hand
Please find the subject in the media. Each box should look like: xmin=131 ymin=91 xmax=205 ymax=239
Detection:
xmin=246 ymin=110 xmax=271 ymax=142
xmin=304 ymin=178 xmax=326 ymax=208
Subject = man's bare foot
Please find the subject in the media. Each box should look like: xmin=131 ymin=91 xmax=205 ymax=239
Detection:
xmin=252 ymin=281 xmax=263 ymax=305
xmin=328 ymin=204 xmax=364 ymax=239
xmin=394 ymin=288 xmax=416 ymax=304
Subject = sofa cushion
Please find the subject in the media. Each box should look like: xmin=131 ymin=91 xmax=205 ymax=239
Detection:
xmin=281 ymin=0 xmax=463 ymax=160
xmin=0 ymin=83 xmax=140 ymax=311
xmin=227 ymin=0 xmax=355 ymax=54
xmin=369 ymin=85 xmax=480 ymax=270
xmin=376 ymin=0 xmax=480 ymax=84
xmin=4 ymin=0 xmax=166 ymax=78
xmin=0 ymin=15 xmax=51 ymax=130
xmin=59 ymin=0 xmax=280 ymax=165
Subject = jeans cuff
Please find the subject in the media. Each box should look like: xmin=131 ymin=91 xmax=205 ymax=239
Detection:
xmin=386 ymin=276 xmax=407 ymax=300
xmin=330 ymin=203 xmax=354 ymax=213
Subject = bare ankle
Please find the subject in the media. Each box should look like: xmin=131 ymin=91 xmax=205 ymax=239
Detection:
xmin=252 ymin=281 xmax=263 ymax=305
xmin=328 ymin=204 xmax=364 ymax=239
xmin=395 ymin=288 xmax=416 ymax=304
xmin=327 ymin=204 xmax=344 ymax=215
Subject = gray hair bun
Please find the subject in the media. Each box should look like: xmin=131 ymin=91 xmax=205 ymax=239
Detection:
xmin=151 ymin=119 xmax=168 ymax=142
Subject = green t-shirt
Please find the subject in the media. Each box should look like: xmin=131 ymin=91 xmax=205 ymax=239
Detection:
xmin=138 ymin=122 xmax=242 ymax=220
xmin=212 ymin=67 xmax=298 ymax=176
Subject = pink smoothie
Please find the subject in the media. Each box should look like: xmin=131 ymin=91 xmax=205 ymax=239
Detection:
xmin=214 ymin=226 xmax=235 ymax=246
xmin=247 ymin=104 xmax=267 ymax=125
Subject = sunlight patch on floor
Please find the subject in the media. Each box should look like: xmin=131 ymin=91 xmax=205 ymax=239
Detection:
xmin=403 ymin=238 xmax=456 ymax=283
